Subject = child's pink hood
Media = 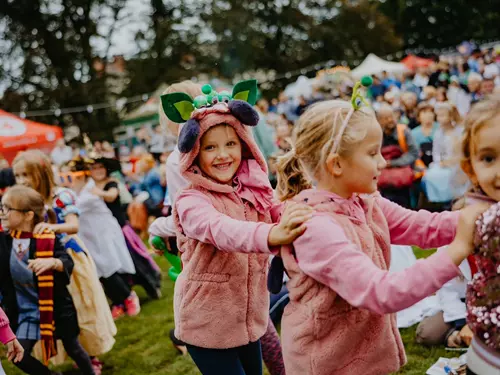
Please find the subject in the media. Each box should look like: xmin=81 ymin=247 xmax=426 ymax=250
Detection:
xmin=178 ymin=104 xmax=273 ymax=214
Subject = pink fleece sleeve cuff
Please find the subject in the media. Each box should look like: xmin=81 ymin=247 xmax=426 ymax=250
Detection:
xmin=0 ymin=323 xmax=15 ymax=345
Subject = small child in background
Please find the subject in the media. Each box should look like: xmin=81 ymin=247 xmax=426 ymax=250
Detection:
xmin=459 ymin=95 xmax=500 ymax=375
xmin=422 ymin=103 xmax=467 ymax=205
xmin=0 ymin=305 xmax=24 ymax=374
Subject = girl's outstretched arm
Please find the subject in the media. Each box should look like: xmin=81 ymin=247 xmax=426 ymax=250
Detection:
xmin=294 ymin=213 xmax=461 ymax=315
xmin=378 ymin=197 xmax=459 ymax=249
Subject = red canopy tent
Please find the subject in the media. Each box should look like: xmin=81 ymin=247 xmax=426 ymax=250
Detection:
xmin=0 ymin=110 xmax=63 ymax=164
xmin=401 ymin=55 xmax=434 ymax=70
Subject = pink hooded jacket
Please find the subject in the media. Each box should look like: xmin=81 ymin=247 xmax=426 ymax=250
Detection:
xmin=280 ymin=189 xmax=460 ymax=375
xmin=173 ymin=103 xmax=279 ymax=349
xmin=0 ymin=307 xmax=15 ymax=345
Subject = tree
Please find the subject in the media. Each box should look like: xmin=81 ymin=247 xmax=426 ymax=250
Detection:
xmin=378 ymin=0 xmax=500 ymax=49
xmin=0 ymin=0 xmax=127 ymax=139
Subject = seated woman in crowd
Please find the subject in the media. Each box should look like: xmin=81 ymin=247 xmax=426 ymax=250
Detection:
xmin=376 ymin=104 xmax=419 ymax=208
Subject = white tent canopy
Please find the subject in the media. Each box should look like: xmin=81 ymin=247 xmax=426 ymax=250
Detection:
xmin=351 ymin=53 xmax=408 ymax=78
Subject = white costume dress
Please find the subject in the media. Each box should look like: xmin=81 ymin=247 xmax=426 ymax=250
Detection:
xmin=76 ymin=179 xmax=135 ymax=278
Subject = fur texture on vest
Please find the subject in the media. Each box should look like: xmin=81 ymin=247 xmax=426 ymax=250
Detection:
xmin=281 ymin=190 xmax=406 ymax=375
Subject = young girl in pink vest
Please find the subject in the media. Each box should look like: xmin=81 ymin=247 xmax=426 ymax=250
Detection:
xmin=273 ymin=79 xmax=490 ymax=375
xmin=459 ymin=95 xmax=500 ymax=375
xmin=160 ymin=80 xmax=311 ymax=375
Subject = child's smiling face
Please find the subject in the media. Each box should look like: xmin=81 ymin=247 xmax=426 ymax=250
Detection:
xmin=198 ymin=125 xmax=242 ymax=185
xmin=467 ymin=115 xmax=500 ymax=201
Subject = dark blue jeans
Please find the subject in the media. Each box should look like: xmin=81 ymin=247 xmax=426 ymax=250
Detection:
xmin=187 ymin=340 xmax=262 ymax=375
xmin=270 ymin=284 xmax=289 ymax=326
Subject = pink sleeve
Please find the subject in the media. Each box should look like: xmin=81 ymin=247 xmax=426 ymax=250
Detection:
xmin=176 ymin=190 xmax=274 ymax=254
xmin=377 ymin=197 xmax=459 ymax=249
xmin=0 ymin=307 xmax=15 ymax=345
xmin=294 ymin=214 xmax=461 ymax=315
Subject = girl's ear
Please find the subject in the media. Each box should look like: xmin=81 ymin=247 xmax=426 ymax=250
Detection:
xmin=25 ymin=211 xmax=35 ymax=223
xmin=461 ymin=159 xmax=477 ymax=185
xmin=326 ymin=153 xmax=343 ymax=177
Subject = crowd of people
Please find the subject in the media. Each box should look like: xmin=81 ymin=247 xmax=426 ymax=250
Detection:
xmin=0 ymin=45 xmax=499 ymax=375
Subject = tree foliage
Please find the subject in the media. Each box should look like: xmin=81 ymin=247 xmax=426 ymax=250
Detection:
xmin=0 ymin=0 xmax=498 ymax=137
xmin=378 ymin=0 xmax=500 ymax=49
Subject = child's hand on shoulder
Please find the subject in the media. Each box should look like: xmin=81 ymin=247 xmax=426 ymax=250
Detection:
xmin=455 ymin=202 xmax=492 ymax=249
xmin=33 ymin=222 xmax=53 ymax=234
xmin=268 ymin=202 xmax=313 ymax=247
xmin=447 ymin=202 xmax=492 ymax=265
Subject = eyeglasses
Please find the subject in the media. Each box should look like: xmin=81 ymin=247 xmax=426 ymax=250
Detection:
xmin=0 ymin=203 xmax=30 ymax=214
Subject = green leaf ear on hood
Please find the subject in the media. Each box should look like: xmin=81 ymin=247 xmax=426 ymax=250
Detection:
xmin=161 ymin=92 xmax=195 ymax=123
xmin=232 ymin=79 xmax=258 ymax=106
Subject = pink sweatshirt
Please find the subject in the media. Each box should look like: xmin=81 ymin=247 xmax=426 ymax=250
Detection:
xmin=0 ymin=307 xmax=15 ymax=345
xmin=281 ymin=189 xmax=460 ymax=375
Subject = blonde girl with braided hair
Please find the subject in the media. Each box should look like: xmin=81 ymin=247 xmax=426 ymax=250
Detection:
xmin=272 ymin=78 xmax=490 ymax=375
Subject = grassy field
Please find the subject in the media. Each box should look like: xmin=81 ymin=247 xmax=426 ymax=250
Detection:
xmin=2 ymin=250 xmax=459 ymax=374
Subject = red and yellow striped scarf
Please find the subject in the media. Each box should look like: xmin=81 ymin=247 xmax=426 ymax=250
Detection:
xmin=10 ymin=229 xmax=57 ymax=365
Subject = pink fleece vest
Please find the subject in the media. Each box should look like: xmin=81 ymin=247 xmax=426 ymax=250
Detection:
xmin=173 ymin=186 xmax=271 ymax=349
xmin=281 ymin=190 xmax=406 ymax=375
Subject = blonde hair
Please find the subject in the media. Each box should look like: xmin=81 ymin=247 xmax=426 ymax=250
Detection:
xmin=3 ymin=185 xmax=50 ymax=225
xmin=159 ymin=80 xmax=202 ymax=135
xmin=434 ymin=102 xmax=462 ymax=124
xmin=461 ymin=94 xmax=500 ymax=170
xmin=12 ymin=150 xmax=56 ymax=202
xmin=276 ymin=100 xmax=375 ymax=201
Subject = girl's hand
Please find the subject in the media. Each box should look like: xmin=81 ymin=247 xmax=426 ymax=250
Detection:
xmin=446 ymin=330 xmax=462 ymax=348
xmin=447 ymin=202 xmax=491 ymax=265
xmin=90 ymin=186 xmax=104 ymax=197
xmin=268 ymin=203 xmax=313 ymax=247
xmin=6 ymin=338 xmax=24 ymax=363
xmin=33 ymin=222 xmax=53 ymax=234
xmin=149 ymin=236 xmax=171 ymax=256
xmin=27 ymin=258 xmax=58 ymax=276
xmin=459 ymin=325 xmax=473 ymax=346
xmin=455 ymin=202 xmax=492 ymax=249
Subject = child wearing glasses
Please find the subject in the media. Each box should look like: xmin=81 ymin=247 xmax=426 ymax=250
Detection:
xmin=0 ymin=185 xmax=95 ymax=374
xmin=12 ymin=150 xmax=115 ymax=374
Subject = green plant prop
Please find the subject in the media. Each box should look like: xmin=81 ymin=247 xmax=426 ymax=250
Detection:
xmin=151 ymin=236 xmax=182 ymax=282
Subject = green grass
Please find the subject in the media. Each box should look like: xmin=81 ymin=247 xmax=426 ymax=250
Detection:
xmin=2 ymin=249 xmax=457 ymax=374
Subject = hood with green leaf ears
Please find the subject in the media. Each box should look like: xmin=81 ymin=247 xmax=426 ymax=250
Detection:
xmin=161 ymin=80 xmax=260 ymax=153
xmin=161 ymin=79 xmax=267 ymax=193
